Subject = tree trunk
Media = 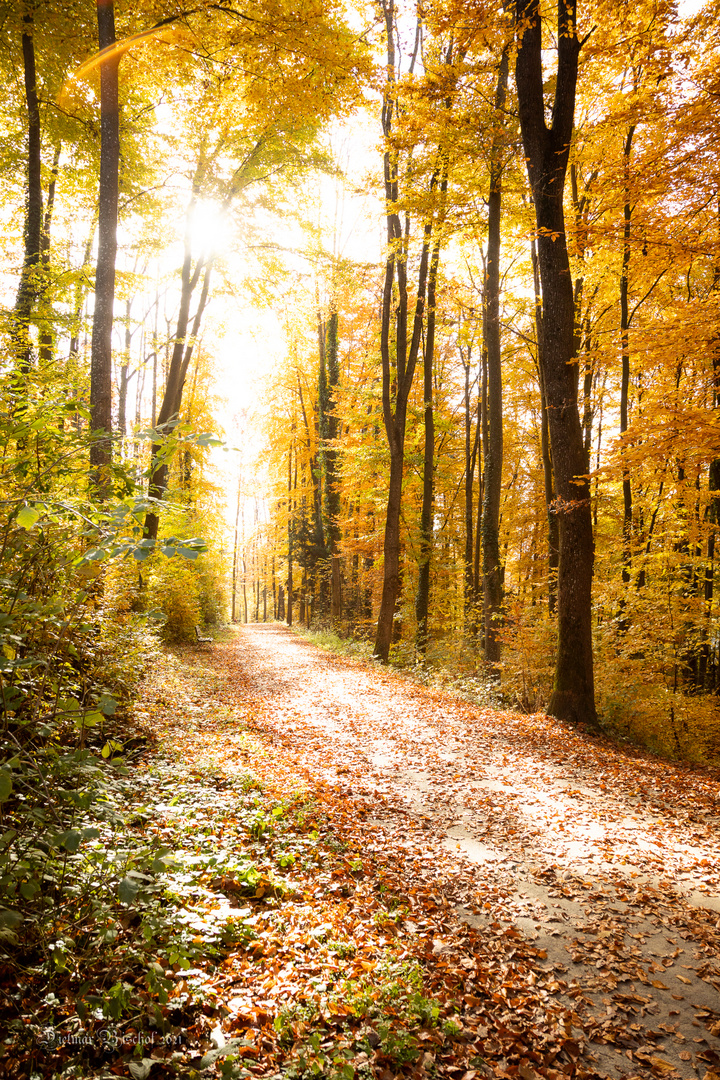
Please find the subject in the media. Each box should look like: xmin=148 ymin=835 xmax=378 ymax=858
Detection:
xmin=620 ymin=124 xmax=636 ymax=584
xmin=531 ymin=237 xmax=559 ymax=613
xmin=89 ymin=0 xmax=120 ymax=484
xmin=462 ymin=343 xmax=479 ymax=634
xmin=415 ymin=235 xmax=441 ymax=654
xmin=118 ymin=296 xmax=131 ymax=443
xmin=482 ymin=48 xmax=509 ymax=670
xmin=515 ymin=0 xmax=597 ymax=727
xmin=703 ymin=457 xmax=720 ymax=690
xmin=318 ymin=306 xmax=341 ymax=618
xmin=242 ymin=550 xmax=248 ymax=624
xmin=232 ymin=476 xmax=241 ymax=622
xmin=11 ymin=11 xmax=43 ymax=377
xmin=375 ymin=447 xmax=404 ymax=658
xmin=373 ymin=0 xmax=434 ymax=663
xmin=69 ymin=210 xmax=98 ymax=365
xmin=474 ymin=358 xmax=485 ymax=638
xmin=287 ymin=441 xmax=294 ymax=627
xmin=38 ymin=144 xmax=61 ymax=368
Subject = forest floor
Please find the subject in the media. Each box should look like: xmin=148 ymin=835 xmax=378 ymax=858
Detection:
xmin=128 ymin=623 xmax=720 ymax=1080
xmin=27 ymin=623 xmax=720 ymax=1080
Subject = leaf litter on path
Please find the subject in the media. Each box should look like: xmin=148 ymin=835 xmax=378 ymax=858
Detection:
xmin=28 ymin=623 xmax=717 ymax=1080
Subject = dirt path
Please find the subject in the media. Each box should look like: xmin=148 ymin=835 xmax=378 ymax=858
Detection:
xmin=155 ymin=624 xmax=720 ymax=1079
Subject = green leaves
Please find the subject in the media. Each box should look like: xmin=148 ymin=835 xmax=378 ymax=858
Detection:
xmin=199 ymin=1038 xmax=252 ymax=1069
xmin=0 ymin=907 xmax=21 ymax=944
xmin=0 ymin=768 xmax=12 ymax=803
xmin=75 ymin=710 xmax=104 ymax=730
xmin=118 ymin=876 xmax=140 ymax=904
xmin=59 ymin=829 xmax=82 ymax=853
xmin=98 ymin=694 xmax=117 ymax=716
xmin=16 ymin=505 xmax=40 ymax=530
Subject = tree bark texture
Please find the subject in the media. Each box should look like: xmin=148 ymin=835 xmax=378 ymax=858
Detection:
xmin=11 ymin=11 xmax=43 ymax=377
xmin=462 ymin=345 xmax=480 ymax=635
xmin=415 ymin=232 xmax=443 ymax=654
xmin=322 ymin=307 xmax=342 ymax=618
xmin=372 ymin=0 xmax=431 ymax=662
xmin=90 ymin=0 xmax=120 ymax=481
xmin=620 ymin=125 xmax=636 ymax=584
xmin=481 ymin=48 xmax=509 ymax=669
xmin=38 ymin=144 xmax=61 ymax=367
xmin=532 ymin=238 xmax=559 ymax=613
xmin=515 ymin=0 xmax=597 ymax=726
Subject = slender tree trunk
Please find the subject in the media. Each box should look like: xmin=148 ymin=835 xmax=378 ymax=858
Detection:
xmin=118 ymin=297 xmax=131 ymax=442
xmin=320 ymin=307 xmax=342 ymax=618
xmin=581 ymin=319 xmax=593 ymax=462
xmin=704 ymin=456 xmax=720 ymax=690
xmin=38 ymin=144 xmax=61 ymax=368
xmin=299 ymin=566 xmax=307 ymax=626
xmin=474 ymin=361 xmax=484 ymax=637
xmin=515 ymin=0 xmax=597 ymax=727
xmin=232 ymin=476 xmax=241 ymax=622
xmin=69 ymin=210 xmax=97 ymax=365
xmin=482 ymin=48 xmax=509 ymax=670
xmin=12 ymin=11 xmax=43 ymax=378
xmin=256 ymin=549 xmax=261 ymax=622
xmin=373 ymin=0 xmax=434 ymax=662
xmin=462 ymin=345 xmax=479 ymax=633
xmin=620 ymin=124 xmax=636 ymax=583
xmin=287 ymin=441 xmax=294 ymax=627
xmin=531 ymin=238 xmax=559 ymax=613
xmin=89 ymin=0 xmax=120 ymax=483
xmin=415 ymin=235 xmax=441 ymax=654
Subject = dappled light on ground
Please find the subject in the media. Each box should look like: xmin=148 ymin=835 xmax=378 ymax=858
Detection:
xmin=133 ymin=624 xmax=720 ymax=1080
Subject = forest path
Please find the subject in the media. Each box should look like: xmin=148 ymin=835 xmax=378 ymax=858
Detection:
xmin=160 ymin=624 xmax=720 ymax=1079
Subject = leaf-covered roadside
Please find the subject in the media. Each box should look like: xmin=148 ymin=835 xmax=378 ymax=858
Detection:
xmin=0 ymin=645 xmax=610 ymax=1080
xmin=4 ymin=628 xmax=719 ymax=1080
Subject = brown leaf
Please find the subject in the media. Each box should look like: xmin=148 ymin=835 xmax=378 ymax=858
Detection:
xmin=647 ymin=1057 xmax=676 ymax=1073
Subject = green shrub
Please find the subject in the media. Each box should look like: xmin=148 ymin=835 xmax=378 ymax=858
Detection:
xmin=148 ymin=557 xmax=202 ymax=643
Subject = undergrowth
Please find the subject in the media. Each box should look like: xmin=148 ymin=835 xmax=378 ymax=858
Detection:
xmin=2 ymin=698 xmax=466 ymax=1079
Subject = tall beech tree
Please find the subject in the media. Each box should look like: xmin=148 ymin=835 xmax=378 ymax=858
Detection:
xmin=481 ymin=45 xmax=510 ymax=669
xmin=319 ymin=306 xmax=342 ymax=617
xmin=415 ymin=230 xmax=441 ymax=654
xmin=89 ymin=0 xmax=120 ymax=482
xmin=11 ymin=9 xmax=43 ymax=378
xmin=373 ymin=0 xmax=446 ymax=663
xmin=515 ymin=0 xmax=597 ymax=725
